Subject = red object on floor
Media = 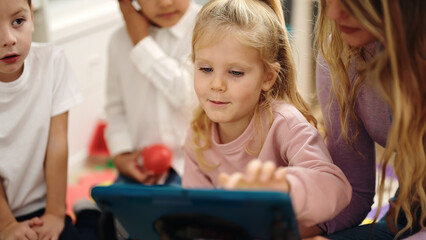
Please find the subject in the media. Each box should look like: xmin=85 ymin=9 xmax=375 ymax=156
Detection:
xmin=66 ymin=169 xmax=117 ymax=221
xmin=88 ymin=120 xmax=110 ymax=157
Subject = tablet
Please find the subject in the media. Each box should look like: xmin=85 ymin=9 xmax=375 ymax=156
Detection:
xmin=91 ymin=183 xmax=299 ymax=240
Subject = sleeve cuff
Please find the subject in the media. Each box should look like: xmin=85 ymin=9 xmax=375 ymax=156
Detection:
xmin=130 ymin=36 xmax=166 ymax=75
xmin=106 ymin=131 xmax=134 ymax=157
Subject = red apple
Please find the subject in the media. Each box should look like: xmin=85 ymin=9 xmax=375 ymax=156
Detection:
xmin=142 ymin=144 xmax=172 ymax=174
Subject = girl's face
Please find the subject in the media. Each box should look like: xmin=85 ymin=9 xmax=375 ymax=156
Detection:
xmin=326 ymin=0 xmax=377 ymax=47
xmin=0 ymin=0 xmax=33 ymax=82
xmin=137 ymin=0 xmax=190 ymax=28
xmin=194 ymin=34 xmax=275 ymax=134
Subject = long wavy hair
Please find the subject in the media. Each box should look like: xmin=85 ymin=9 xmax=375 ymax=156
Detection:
xmin=315 ymin=0 xmax=425 ymax=238
xmin=190 ymin=0 xmax=317 ymax=171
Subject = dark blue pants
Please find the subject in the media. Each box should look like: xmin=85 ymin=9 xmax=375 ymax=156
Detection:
xmin=328 ymin=190 xmax=421 ymax=240
xmin=115 ymin=167 xmax=181 ymax=186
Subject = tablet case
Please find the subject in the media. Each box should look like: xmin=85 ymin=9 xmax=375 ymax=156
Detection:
xmin=91 ymin=183 xmax=299 ymax=240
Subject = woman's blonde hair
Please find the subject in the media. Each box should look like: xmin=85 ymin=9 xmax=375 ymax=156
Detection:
xmin=190 ymin=0 xmax=317 ymax=171
xmin=315 ymin=0 xmax=425 ymax=237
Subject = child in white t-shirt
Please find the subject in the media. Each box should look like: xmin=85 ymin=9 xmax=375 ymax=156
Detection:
xmin=0 ymin=0 xmax=91 ymax=239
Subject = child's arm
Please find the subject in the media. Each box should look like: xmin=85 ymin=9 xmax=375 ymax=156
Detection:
xmin=32 ymin=112 xmax=69 ymax=239
xmin=218 ymin=160 xmax=326 ymax=238
xmin=0 ymin=182 xmax=42 ymax=240
xmin=218 ymin=121 xmax=352 ymax=228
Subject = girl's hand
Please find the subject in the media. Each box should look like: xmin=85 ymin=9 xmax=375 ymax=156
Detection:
xmin=218 ymin=159 xmax=290 ymax=192
xmin=302 ymin=237 xmax=329 ymax=240
xmin=118 ymin=0 xmax=149 ymax=45
xmin=0 ymin=218 xmax=42 ymax=240
xmin=299 ymin=224 xmax=326 ymax=239
xmin=113 ymin=151 xmax=161 ymax=184
xmin=32 ymin=213 xmax=64 ymax=240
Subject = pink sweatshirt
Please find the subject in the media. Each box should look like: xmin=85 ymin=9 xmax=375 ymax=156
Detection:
xmin=183 ymin=103 xmax=352 ymax=227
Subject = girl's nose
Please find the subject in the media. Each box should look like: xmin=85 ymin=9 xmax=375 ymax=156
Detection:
xmin=158 ymin=0 xmax=173 ymax=8
xmin=210 ymin=75 xmax=226 ymax=92
xmin=326 ymin=0 xmax=350 ymax=21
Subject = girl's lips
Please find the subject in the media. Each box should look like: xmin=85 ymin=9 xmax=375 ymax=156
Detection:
xmin=339 ymin=25 xmax=359 ymax=34
xmin=1 ymin=55 xmax=19 ymax=64
xmin=158 ymin=11 xmax=177 ymax=18
xmin=209 ymin=100 xmax=229 ymax=106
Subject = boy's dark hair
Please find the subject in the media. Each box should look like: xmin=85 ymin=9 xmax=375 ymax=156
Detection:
xmin=28 ymin=0 xmax=31 ymax=5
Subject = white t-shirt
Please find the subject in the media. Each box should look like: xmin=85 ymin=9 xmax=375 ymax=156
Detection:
xmin=0 ymin=43 xmax=83 ymax=217
xmin=104 ymin=2 xmax=200 ymax=176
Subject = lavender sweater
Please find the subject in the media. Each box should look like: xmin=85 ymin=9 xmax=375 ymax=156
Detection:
xmin=317 ymin=51 xmax=426 ymax=238
xmin=183 ymin=103 xmax=351 ymax=227
xmin=316 ymin=52 xmax=392 ymax=233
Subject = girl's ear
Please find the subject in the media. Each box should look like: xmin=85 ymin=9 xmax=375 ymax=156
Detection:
xmin=261 ymin=62 xmax=280 ymax=91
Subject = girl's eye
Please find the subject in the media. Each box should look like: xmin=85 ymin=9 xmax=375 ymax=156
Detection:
xmin=230 ymin=70 xmax=244 ymax=77
xmin=12 ymin=18 xmax=25 ymax=26
xmin=199 ymin=67 xmax=213 ymax=73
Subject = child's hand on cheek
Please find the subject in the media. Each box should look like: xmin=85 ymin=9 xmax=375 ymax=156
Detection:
xmin=118 ymin=0 xmax=150 ymax=45
xmin=218 ymin=159 xmax=290 ymax=192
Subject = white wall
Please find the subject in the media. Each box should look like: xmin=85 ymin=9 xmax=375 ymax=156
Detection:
xmin=290 ymin=0 xmax=315 ymax=103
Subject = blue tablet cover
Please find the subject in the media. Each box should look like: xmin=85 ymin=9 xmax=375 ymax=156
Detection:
xmin=91 ymin=183 xmax=299 ymax=240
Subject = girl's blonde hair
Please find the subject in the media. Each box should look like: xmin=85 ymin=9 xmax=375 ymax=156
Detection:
xmin=315 ymin=0 xmax=425 ymax=237
xmin=190 ymin=0 xmax=317 ymax=170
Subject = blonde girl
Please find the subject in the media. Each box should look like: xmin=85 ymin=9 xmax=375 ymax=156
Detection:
xmin=182 ymin=0 xmax=352 ymax=237
xmin=314 ymin=0 xmax=425 ymax=239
